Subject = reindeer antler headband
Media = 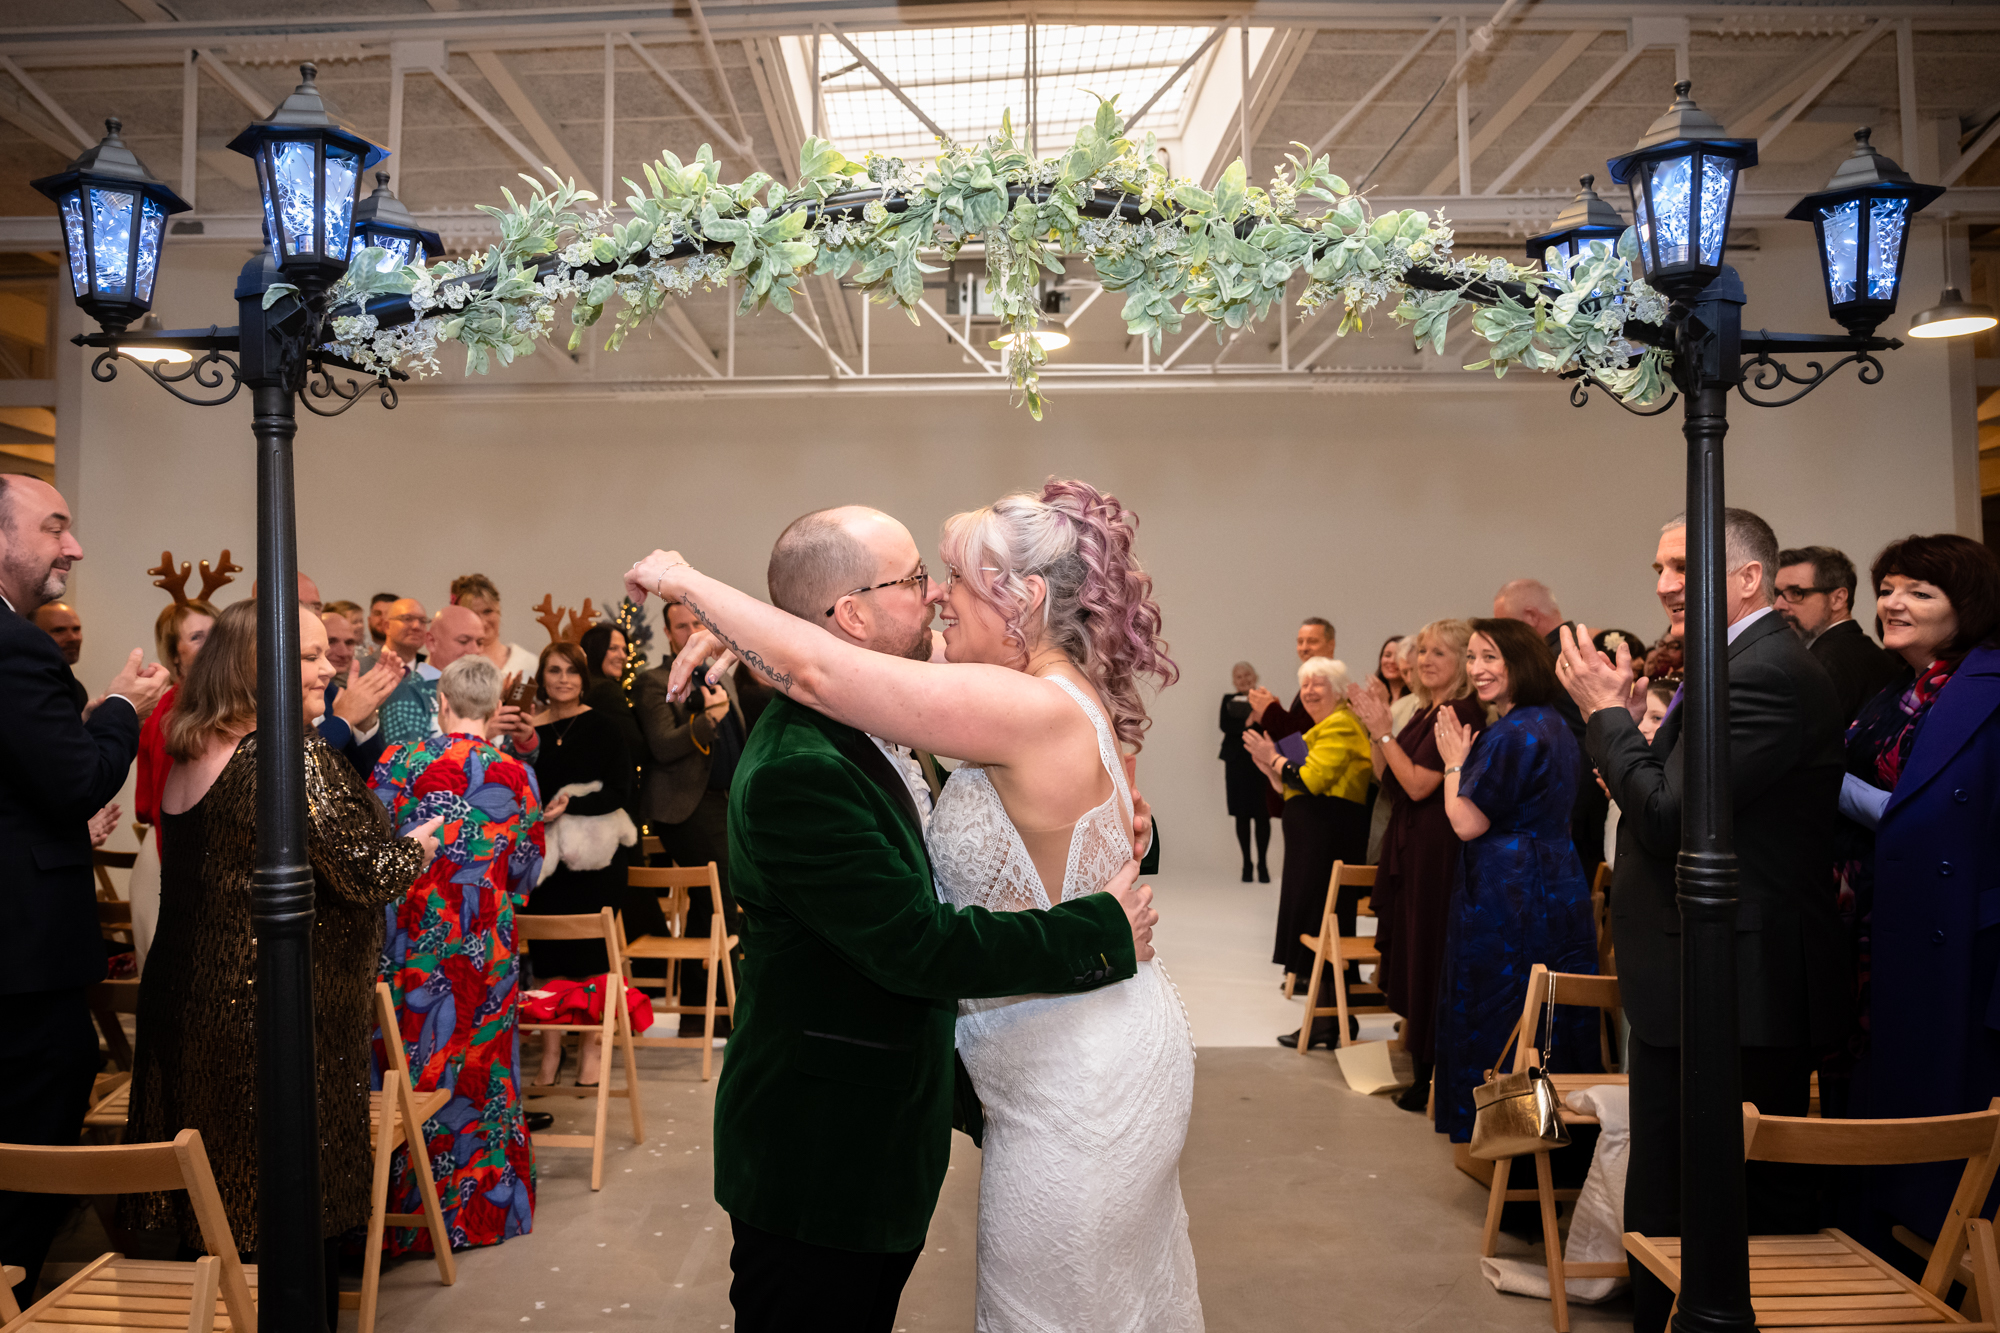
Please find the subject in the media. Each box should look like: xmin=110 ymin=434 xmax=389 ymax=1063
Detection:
xmin=148 ymin=549 xmax=241 ymax=607
xmin=531 ymin=594 xmax=600 ymax=645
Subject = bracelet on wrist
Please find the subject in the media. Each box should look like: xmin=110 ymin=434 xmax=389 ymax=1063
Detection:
xmin=1445 ymin=764 xmax=1463 ymax=774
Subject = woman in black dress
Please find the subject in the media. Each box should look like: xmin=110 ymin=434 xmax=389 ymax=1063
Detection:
xmin=1350 ymin=618 xmax=1485 ymax=1112
xmin=524 ymin=640 xmax=636 ymax=1087
xmin=1219 ymin=661 xmax=1271 ymax=882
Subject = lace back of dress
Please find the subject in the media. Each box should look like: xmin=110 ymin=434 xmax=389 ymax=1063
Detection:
xmin=925 ymin=675 xmax=1134 ymax=914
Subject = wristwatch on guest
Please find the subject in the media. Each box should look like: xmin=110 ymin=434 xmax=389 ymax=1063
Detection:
xmin=1377 ymin=733 xmax=1393 ymax=746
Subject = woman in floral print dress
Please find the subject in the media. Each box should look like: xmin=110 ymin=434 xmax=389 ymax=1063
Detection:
xmin=370 ymin=656 xmax=549 ymax=1254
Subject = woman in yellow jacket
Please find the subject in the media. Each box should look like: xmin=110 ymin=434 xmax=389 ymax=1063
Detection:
xmin=1244 ymin=656 xmax=1372 ymax=1047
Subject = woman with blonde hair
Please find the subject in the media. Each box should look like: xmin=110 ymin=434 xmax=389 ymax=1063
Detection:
xmin=628 ymin=478 xmax=1199 ymax=1331
xmin=1350 ymin=617 xmax=1485 ymax=1113
xmin=1243 ymin=657 xmax=1371 ymax=1046
xmin=127 ymin=601 xmax=440 ymax=1323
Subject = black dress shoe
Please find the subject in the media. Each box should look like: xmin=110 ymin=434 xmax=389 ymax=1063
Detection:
xmin=1241 ymin=866 xmax=1254 ymax=882
xmin=1257 ymin=866 xmax=1271 ymax=883
xmin=525 ymin=1111 xmax=555 ymax=1132
xmin=1277 ymin=1019 xmax=1339 ymax=1050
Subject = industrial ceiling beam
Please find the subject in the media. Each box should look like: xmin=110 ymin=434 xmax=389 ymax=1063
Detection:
xmin=1420 ymin=27 xmax=1599 ymax=195
xmin=620 ymin=33 xmax=761 ymax=172
xmin=1753 ymin=20 xmax=1889 ymax=156
xmin=1482 ymin=36 xmax=1652 ymax=195
xmin=0 ymin=55 xmax=90 ymax=150
xmin=822 ymin=24 xmax=947 ymax=146
xmin=1308 ymin=19 xmax=1447 ymax=157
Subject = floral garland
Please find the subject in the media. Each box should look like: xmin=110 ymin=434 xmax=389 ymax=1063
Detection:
xmin=327 ymin=98 xmax=1672 ymax=417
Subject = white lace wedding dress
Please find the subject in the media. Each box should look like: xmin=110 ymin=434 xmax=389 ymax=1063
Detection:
xmin=926 ymin=675 xmax=1203 ymax=1332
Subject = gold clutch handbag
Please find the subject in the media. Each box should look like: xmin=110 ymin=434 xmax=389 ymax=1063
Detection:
xmin=1468 ymin=977 xmax=1571 ymax=1161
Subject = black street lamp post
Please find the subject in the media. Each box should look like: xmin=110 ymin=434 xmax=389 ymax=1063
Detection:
xmin=34 ymin=64 xmax=1958 ymax=1333
xmin=36 ymin=66 xmax=400 ymax=1333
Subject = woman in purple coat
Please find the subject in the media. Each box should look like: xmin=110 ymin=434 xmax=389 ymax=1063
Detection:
xmin=1845 ymin=534 xmax=2000 ymax=1245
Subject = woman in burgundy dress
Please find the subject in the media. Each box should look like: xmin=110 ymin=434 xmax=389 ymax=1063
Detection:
xmin=1350 ymin=617 xmax=1484 ymax=1113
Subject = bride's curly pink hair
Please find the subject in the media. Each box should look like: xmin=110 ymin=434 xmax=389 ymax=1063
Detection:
xmin=941 ymin=478 xmax=1178 ymax=750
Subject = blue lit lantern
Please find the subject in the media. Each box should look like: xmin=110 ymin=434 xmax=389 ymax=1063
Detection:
xmin=1606 ymin=82 xmax=1759 ymax=301
xmin=30 ymin=118 xmax=191 ymax=333
xmin=227 ymin=63 xmax=387 ymax=293
xmin=348 ymin=172 xmax=444 ymax=272
xmin=1785 ymin=128 xmax=1944 ymax=337
xmin=1524 ymin=176 xmax=1627 ymax=267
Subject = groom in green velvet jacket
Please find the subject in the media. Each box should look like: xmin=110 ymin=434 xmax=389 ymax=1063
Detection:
xmin=703 ymin=507 xmax=1155 ymax=1333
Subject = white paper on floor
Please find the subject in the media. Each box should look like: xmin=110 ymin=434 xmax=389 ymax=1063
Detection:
xmin=1333 ymin=1040 xmax=1410 ymax=1094
xmin=1479 ymin=1083 xmax=1631 ymax=1304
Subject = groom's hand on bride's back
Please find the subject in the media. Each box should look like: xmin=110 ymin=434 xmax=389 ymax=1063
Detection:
xmin=1105 ymin=860 xmax=1157 ymax=962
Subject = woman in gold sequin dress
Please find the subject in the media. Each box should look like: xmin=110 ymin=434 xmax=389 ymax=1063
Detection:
xmin=127 ymin=601 xmax=439 ymax=1318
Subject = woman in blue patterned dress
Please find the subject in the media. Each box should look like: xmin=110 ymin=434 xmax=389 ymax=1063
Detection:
xmin=1431 ymin=617 xmax=1600 ymax=1142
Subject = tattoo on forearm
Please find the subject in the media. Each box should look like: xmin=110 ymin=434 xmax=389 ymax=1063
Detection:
xmin=682 ymin=593 xmax=793 ymax=692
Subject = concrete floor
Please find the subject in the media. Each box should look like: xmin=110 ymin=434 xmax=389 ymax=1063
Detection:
xmin=50 ymin=872 xmax=1634 ymax=1330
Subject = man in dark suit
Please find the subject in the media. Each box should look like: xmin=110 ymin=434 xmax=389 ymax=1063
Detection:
xmin=636 ymin=597 xmax=749 ymax=1031
xmin=1558 ymin=507 xmax=1845 ymax=1333
xmin=0 ymin=476 xmax=168 ymax=1303
xmin=1494 ymin=577 xmax=1612 ymax=868
xmin=1777 ymin=545 xmax=1901 ymax=722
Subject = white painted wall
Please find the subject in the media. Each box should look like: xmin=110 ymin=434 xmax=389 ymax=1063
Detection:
xmin=52 ymin=223 xmax=1970 ymax=873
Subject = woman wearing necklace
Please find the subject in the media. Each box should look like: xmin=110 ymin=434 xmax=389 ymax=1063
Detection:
xmin=521 ymin=640 xmax=637 ymax=1087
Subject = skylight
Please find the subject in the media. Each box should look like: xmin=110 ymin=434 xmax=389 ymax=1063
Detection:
xmin=817 ymin=24 xmax=1216 ymax=161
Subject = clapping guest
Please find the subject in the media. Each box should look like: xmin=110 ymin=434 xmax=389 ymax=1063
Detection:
xmin=379 ymin=605 xmax=482 ymax=747
xmin=1431 ymin=620 xmax=1600 ymax=1143
xmin=452 ymin=573 xmax=542 ymax=681
xmin=372 ymin=655 xmax=546 ymax=1254
xmin=1374 ymin=636 xmax=1409 ymax=703
xmin=1218 ymin=662 xmax=1271 ymax=883
xmin=1776 ymin=546 xmax=1900 ymax=723
xmin=634 ymin=599 xmax=742 ymax=1030
xmin=578 ymin=621 xmax=646 ymax=762
xmin=1349 ymin=618 xmax=1483 ymax=1113
xmin=128 ymin=602 xmax=438 ymax=1325
xmin=1247 ymin=617 xmax=1337 ymax=744
xmin=135 ymin=598 xmax=219 ymax=835
xmin=30 ymin=601 xmax=86 ymax=711
xmin=366 ymin=592 xmax=399 ymax=653
xmin=523 ymin=641 xmax=638 ymax=1088
xmin=0 ymin=476 xmax=169 ymax=1303
xmin=1243 ymin=657 xmax=1370 ymax=1048
xmin=1833 ymin=536 xmax=2000 ymax=1245
xmin=1363 ymin=637 xmax=1410 ymax=862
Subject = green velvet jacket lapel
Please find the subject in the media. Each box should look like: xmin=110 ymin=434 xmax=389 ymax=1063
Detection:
xmin=714 ymin=694 xmax=1136 ymax=1253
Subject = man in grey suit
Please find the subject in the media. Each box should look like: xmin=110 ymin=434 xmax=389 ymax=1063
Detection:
xmin=635 ymin=598 xmax=748 ymax=1032
xmin=1558 ymin=507 xmax=1845 ymax=1333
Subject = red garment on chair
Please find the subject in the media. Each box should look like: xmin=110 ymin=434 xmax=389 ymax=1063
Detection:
xmin=520 ymin=976 xmax=654 ymax=1033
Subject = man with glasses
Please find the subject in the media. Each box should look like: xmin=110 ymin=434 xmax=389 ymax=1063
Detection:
xmin=1776 ymin=545 xmax=1899 ymax=722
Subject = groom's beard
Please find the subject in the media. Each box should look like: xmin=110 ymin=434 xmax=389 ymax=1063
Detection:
xmin=879 ymin=617 xmax=933 ymax=663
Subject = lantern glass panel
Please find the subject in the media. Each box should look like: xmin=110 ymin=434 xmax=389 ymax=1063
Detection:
xmin=322 ymin=145 xmax=360 ymax=258
xmin=1631 ymin=183 xmax=1654 ymax=275
xmin=88 ymin=186 xmax=136 ymax=297
xmin=1647 ymin=155 xmax=1696 ymax=268
xmin=1821 ymin=199 xmax=1860 ymax=304
xmin=134 ymin=195 xmax=166 ymax=302
xmin=57 ymin=190 xmax=88 ymax=297
xmin=1868 ymin=197 xmax=1909 ymax=300
xmin=1698 ymin=153 xmax=1735 ymax=265
xmin=270 ymin=140 xmax=321 ymax=257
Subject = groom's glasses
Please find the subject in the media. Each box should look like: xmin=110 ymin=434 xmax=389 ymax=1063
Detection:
xmin=824 ymin=565 xmax=931 ymax=617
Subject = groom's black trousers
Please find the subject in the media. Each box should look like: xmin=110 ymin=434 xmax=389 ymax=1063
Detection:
xmin=729 ymin=1217 xmax=922 ymax=1333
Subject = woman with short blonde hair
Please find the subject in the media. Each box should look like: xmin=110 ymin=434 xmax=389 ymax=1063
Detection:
xmin=1348 ymin=616 xmax=1485 ymax=1112
xmin=1243 ymin=656 xmax=1372 ymax=1045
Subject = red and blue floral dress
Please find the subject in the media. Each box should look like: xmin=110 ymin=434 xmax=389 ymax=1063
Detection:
xmin=370 ymin=733 xmax=545 ymax=1254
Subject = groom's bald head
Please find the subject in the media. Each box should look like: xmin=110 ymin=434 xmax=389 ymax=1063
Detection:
xmin=770 ymin=505 xmax=935 ymax=659
xmin=767 ymin=506 xmax=897 ymax=621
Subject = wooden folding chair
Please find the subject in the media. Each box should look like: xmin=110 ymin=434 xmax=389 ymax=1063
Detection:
xmin=620 ymin=864 xmax=737 ymax=1081
xmin=339 ymin=983 xmax=456 ymax=1333
xmin=92 ymin=848 xmax=135 ymax=903
xmin=518 ymin=908 xmax=645 ymax=1189
xmin=1478 ymin=964 xmax=1630 ymax=1333
xmin=1590 ymin=862 xmax=1615 ymax=977
xmin=1625 ymin=1099 xmax=2000 ymax=1333
xmin=87 ymin=979 xmax=139 ymax=1074
xmin=0 ymin=1128 xmax=257 ymax=1331
xmin=1292 ymin=862 xmax=1386 ymax=1052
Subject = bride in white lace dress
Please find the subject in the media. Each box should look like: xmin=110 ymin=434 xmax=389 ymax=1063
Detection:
xmin=630 ymin=480 xmax=1201 ymax=1332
